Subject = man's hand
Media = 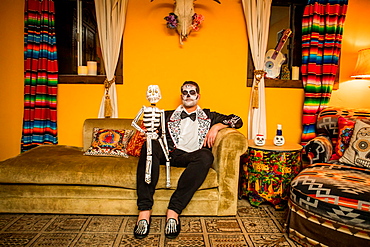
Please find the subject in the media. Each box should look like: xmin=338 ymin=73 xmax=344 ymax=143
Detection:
xmin=204 ymin=123 xmax=228 ymax=148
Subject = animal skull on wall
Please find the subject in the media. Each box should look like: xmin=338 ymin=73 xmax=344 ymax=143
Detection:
xmin=151 ymin=0 xmax=221 ymax=44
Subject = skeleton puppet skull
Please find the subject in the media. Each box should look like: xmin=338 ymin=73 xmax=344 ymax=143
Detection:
xmin=146 ymin=85 xmax=162 ymax=104
xmin=353 ymin=126 xmax=370 ymax=168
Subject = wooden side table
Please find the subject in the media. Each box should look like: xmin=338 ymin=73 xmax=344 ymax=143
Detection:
xmin=239 ymin=140 xmax=303 ymax=210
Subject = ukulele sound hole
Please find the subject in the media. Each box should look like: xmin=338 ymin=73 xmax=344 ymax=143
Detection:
xmin=265 ymin=61 xmax=274 ymax=69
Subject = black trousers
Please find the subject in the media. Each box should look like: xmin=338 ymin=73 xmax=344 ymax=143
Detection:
xmin=136 ymin=140 xmax=214 ymax=214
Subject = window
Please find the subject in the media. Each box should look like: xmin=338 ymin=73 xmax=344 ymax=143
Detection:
xmin=54 ymin=0 xmax=123 ymax=84
xmin=247 ymin=0 xmax=305 ymax=88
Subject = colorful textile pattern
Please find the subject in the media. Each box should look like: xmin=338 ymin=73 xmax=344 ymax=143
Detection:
xmin=334 ymin=116 xmax=355 ymax=159
xmin=305 ymin=135 xmax=332 ymax=164
xmin=301 ymin=0 xmax=348 ymax=147
xmin=84 ymin=128 xmax=134 ymax=158
xmin=239 ymin=148 xmax=302 ymax=210
xmin=288 ymin=200 xmax=370 ymax=247
xmin=339 ymin=120 xmax=370 ymax=168
xmin=290 ymin=163 xmax=370 ymax=229
xmin=22 ymin=0 xmax=58 ymax=152
xmin=126 ymin=129 xmax=146 ymax=157
xmin=305 ymin=107 xmax=370 ymax=163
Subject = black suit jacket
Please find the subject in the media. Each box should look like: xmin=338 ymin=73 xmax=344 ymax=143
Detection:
xmin=163 ymin=107 xmax=243 ymax=152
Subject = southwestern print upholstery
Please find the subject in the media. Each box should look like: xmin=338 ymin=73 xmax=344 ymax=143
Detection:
xmin=288 ymin=163 xmax=370 ymax=246
xmin=290 ymin=163 xmax=370 ymax=229
xmin=288 ymin=107 xmax=370 ymax=246
xmin=305 ymin=136 xmax=332 ymax=164
xmin=288 ymin=200 xmax=370 ymax=247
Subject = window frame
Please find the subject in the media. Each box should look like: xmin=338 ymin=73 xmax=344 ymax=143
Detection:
xmin=246 ymin=1 xmax=304 ymax=89
xmin=55 ymin=0 xmax=123 ymax=84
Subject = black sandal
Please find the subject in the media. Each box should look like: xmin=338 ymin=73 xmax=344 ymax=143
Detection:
xmin=165 ymin=217 xmax=181 ymax=239
xmin=133 ymin=218 xmax=150 ymax=239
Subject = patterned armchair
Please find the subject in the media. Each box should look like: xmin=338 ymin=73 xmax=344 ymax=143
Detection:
xmin=304 ymin=107 xmax=370 ymax=164
xmin=286 ymin=107 xmax=370 ymax=246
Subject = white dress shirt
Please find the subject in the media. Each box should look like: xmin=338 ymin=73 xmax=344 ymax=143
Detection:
xmin=177 ymin=110 xmax=199 ymax=152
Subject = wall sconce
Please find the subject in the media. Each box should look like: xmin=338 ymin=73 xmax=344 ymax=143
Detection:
xmin=351 ymin=48 xmax=370 ymax=78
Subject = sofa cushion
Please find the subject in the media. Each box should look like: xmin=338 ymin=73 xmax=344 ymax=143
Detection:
xmin=126 ymin=129 xmax=146 ymax=157
xmin=316 ymin=108 xmax=370 ymax=150
xmin=84 ymin=128 xmax=134 ymax=158
xmin=0 ymin=145 xmax=218 ymax=190
xmin=340 ymin=120 xmax=370 ymax=168
xmin=333 ymin=117 xmax=355 ymax=160
xmin=290 ymin=163 xmax=370 ymax=229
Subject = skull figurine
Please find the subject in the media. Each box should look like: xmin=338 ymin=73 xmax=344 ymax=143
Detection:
xmin=273 ymin=136 xmax=285 ymax=146
xmin=254 ymin=134 xmax=265 ymax=146
xmin=353 ymin=126 xmax=370 ymax=168
xmin=273 ymin=124 xmax=285 ymax=146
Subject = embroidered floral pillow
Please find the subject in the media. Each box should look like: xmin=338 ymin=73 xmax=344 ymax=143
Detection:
xmin=339 ymin=119 xmax=370 ymax=168
xmin=84 ymin=128 xmax=134 ymax=158
xmin=332 ymin=117 xmax=355 ymax=160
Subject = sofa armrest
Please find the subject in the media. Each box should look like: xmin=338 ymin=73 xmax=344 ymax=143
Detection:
xmin=211 ymin=128 xmax=248 ymax=216
xmin=304 ymin=135 xmax=333 ymax=164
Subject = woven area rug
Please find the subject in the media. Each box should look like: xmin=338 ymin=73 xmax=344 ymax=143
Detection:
xmin=0 ymin=199 xmax=302 ymax=246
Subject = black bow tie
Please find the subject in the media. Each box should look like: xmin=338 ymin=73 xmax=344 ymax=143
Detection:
xmin=181 ymin=111 xmax=196 ymax=121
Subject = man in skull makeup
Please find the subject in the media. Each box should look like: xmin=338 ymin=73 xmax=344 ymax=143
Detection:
xmin=134 ymin=81 xmax=243 ymax=239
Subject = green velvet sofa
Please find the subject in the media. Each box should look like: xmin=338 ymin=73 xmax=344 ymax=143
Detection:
xmin=0 ymin=118 xmax=248 ymax=216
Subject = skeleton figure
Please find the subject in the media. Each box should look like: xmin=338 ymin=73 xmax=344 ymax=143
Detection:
xmin=132 ymin=85 xmax=171 ymax=188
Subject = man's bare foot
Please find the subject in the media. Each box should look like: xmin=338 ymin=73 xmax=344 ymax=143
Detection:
xmin=137 ymin=210 xmax=151 ymax=223
xmin=166 ymin=209 xmax=178 ymax=222
xmin=165 ymin=209 xmax=181 ymax=238
xmin=134 ymin=210 xmax=151 ymax=239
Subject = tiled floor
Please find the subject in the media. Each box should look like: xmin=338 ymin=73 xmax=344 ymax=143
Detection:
xmin=0 ymin=199 xmax=302 ymax=246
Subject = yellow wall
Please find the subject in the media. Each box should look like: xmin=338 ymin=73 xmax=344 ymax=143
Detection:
xmin=330 ymin=0 xmax=370 ymax=108
xmin=1 ymin=0 xmax=369 ymax=161
xmin=0 ymin=0 xmax=24 ymax=161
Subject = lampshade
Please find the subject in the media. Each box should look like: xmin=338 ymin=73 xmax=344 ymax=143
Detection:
xmin=351 ymin=48 xmax=370 ymax=78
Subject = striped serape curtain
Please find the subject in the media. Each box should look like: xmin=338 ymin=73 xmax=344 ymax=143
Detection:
xmin=22 ymin=0 xmax=58 ymax=152
xmin=301 ymin=0 xmax=348 ymax=147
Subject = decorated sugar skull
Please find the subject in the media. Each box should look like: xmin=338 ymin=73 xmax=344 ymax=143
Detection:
xmin=353 ymin=126 xmax=370 ymax=168
xmin=273 ymin=136 xmax=285 ymax=146
xmin=181 ymin=83 xmax=199 ymax=107
xmin=146 ymin=85 xmax=162 ymax=104
xmin=254 ymin=134 xmax=265 ymax=146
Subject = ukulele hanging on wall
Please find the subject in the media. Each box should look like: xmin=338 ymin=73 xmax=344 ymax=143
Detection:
xmin=264 ymin=29 xmax=292 ymax=79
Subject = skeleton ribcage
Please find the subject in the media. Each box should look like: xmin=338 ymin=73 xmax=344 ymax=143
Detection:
xmin=143 ymin=109 xmax=161 ymax=132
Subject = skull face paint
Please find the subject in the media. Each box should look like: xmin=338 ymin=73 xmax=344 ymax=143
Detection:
xmin=146 ymin=85 xmax=162 ymax=104
xmin=181 ymin=84 xmax=199 ymax=107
